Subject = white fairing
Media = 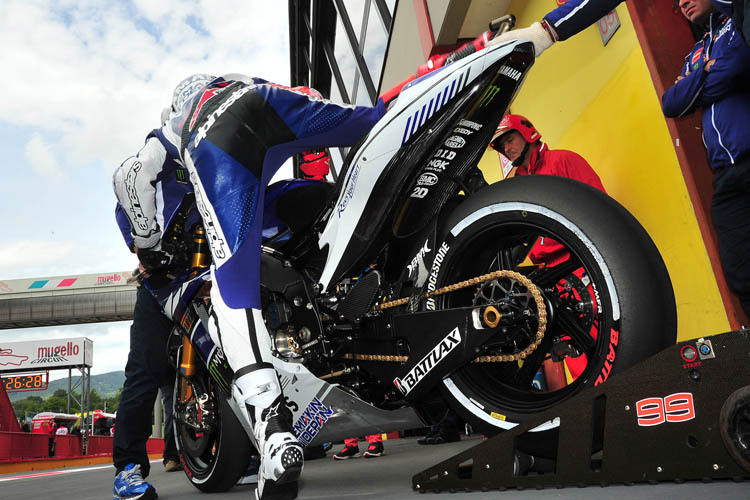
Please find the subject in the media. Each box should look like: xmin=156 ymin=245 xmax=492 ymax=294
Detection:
xmin=317 ymin=40 xmax=523 ymax=291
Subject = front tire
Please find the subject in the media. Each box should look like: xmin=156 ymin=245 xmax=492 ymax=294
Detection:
xmin=174 ymin=370 xmax=252 ymax=492
xmin=431 ymin=176 xmax=676 ymax=434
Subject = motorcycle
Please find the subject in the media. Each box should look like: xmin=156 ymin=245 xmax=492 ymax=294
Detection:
xmin=156 ymin=23 xmax=677 ymax=492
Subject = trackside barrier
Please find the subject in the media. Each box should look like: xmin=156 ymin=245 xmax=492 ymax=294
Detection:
xmin=0 ymin=383 xmax=21 ymax=432
xmin=0 ymin=432 xmax=165 ymax=461
xmin=86 ymin=436 xmax=112 ymax=455
xmin=85 ymin=436 xmax=164 ymax=456
xmin=146 ymin=438 xmax=165 ymax=455
xmin=0 ymin=432 xmax=48 ymax=460
xmin=53 ymin=435 xmax=83 ymax=457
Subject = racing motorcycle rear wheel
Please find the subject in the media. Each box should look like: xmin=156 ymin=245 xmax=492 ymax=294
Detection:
xmin=174 ymin=364 xmax=252 ymax=492
xmin=432 ymin=175 xmax=677 ymax=435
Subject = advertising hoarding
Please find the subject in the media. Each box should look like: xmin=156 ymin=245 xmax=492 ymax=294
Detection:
xmin=0 ymin=337 xmax=93 ymax=372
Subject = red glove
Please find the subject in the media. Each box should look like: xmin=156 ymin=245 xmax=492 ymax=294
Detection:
xmin=300 ymin=150 xmax=330 ymax=181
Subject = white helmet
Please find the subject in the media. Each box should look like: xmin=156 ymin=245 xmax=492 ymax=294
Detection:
xmin=171 ymin=74 xmax=216 ymax=112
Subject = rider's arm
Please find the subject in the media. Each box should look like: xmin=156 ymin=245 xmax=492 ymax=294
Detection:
xmin=488 ymin=0 xmax=624 ymax=56
xmin=268 ymin=87 xmax=387 ymax=150
xmin=114 ymin=204 xmax=136 ymax=252
xmin=543 ymin=0 xmax=624 ymax=42
xmin=112 ymin=137 xmax=167 ymax=249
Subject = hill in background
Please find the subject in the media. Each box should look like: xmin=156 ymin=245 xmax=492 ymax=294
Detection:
xmin=7 ymin=370 xmax=125 ymax=402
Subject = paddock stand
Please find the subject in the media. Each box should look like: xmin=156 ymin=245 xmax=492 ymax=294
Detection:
xmin=413 ymin=330 xmax=750 ymax=493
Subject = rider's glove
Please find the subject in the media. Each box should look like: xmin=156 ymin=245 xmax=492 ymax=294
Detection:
xmin=486 ymin=21 xmax=555 ymax=57
xmin=136 ymin=243 xmax=173 ymax=274
xmin=300 ymin=150 xmax=331 ymax=181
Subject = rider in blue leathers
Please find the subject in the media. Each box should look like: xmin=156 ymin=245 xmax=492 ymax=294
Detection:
xmin=488 ymin=0 xmax=750 ymax=56
xmin=117 ymin=73 xmax=386 ymax=500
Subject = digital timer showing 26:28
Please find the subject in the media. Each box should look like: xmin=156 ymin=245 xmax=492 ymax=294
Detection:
xmin=2 ymin=373 xmax=49 ymax=392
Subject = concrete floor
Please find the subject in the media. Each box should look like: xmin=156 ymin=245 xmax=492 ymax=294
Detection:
xmin=1 ymin=436 xmax=747 ymax=500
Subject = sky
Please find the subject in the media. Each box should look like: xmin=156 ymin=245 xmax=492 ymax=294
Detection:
xmin=0 ymin=0 xmax=292 ymax=380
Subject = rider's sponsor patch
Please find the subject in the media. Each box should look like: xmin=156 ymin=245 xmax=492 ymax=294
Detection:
xmin=293 ymin=397 xmax=334 ymax=446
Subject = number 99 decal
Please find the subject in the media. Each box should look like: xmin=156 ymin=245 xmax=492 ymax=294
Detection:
xmin=636 ymin=392 xmax=696 ymax=426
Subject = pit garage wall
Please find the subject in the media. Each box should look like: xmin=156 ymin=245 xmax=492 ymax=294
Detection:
xmin=476 ymin=2 xmax=730 ymax=341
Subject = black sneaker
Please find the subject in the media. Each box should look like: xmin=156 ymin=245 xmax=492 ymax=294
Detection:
xmin=417 ymin=430 xmax=437 ymax=445
xmin=426 ymin=432 xmax=461 ymax=445
xmin=332 ymin=444 xmax=360 ymax=460
xmin=363 ymin=441 xmax=384 ymax=458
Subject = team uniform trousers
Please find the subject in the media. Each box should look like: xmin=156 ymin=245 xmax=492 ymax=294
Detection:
xmin=113 ymin=286 xmax=174 ymax=477
xmin=712 ymin=157 xmax=750 ymax=316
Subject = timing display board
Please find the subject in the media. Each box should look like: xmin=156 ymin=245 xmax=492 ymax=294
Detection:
xmin=2 ymin=372 xmax=49 ymax=393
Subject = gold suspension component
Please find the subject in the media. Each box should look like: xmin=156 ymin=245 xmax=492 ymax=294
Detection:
xmin=179 ymin=337 xmax=197 ymax=400
xmin=191 ymin=225 xmax=210 ymax=269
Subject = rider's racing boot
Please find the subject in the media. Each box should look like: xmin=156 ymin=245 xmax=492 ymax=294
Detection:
xmin=252 ymin=397 xmax=304 ymax=500
xmin=112 ymin=463 xmax=157 ymax=500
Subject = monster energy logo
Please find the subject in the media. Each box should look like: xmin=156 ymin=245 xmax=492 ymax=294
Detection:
xmin=208 ymin=347 xmax=231 ymax=394
xmin=478 ymin=85 xmax=501 ymax=107
xmin=175 ymin=168 xmax=189 ymax=184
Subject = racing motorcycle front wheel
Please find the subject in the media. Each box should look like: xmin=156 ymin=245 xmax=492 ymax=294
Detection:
xmin=173 ymin=362 xmax=252 ymax=492
xmin=432 ymin=175 xmax=677 ymax=435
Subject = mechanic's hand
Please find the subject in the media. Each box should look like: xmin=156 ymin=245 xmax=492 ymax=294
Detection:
xmin=486 ymin=22 xmax=555 ymax=57
xmin=704 ymin=59 xmax=716 ymax=72
xmin=135 ymin=244 xmax=173 ymax=274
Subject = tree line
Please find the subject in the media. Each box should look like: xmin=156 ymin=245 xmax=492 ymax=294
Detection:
xmin=12 ymin=388 xmax=122 ymax=421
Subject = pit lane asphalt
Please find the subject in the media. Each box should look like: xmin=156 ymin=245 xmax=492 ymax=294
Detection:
xmin=1 ymin=437 xmax=746 ymax=500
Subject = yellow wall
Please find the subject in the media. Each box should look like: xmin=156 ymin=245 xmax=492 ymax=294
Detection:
xmin=478 ymin=2 xmax=729 ymax=340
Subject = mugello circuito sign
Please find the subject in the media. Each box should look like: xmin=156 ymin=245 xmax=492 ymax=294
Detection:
xmin=0 ymin=337 xmax=93 ymax=373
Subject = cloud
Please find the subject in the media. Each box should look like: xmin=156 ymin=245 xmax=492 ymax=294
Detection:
xmin=25 ymin=133 xmax=66 ymax=182
xmin=0 ymin=240 xmax=78 ymax=279
xmin=0 ymin=1 xmax=293 ymax=377
xmin=0 ymin=0 xmax=290 ymax=169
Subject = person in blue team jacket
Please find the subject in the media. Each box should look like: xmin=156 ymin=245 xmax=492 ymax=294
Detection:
xmin=662 ymin=0 xmax=750 ymax=317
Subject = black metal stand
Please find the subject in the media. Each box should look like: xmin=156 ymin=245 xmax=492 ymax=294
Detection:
xmin=413 ymin=330 xmax=750 ymax=493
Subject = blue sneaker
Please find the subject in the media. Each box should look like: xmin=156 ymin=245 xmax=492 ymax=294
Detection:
xmin=237 ymin=455 xmax=261 ymax=485
xmin=113 ymin=463 xmax=157 ymax=500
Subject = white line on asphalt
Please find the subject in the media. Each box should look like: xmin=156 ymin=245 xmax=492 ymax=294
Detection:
xmin=0 ymin=458 xmax=161 ymax=482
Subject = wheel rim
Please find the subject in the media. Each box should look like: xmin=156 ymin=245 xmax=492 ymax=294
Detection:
xmin=729 ymin=401 xmax=750 ymax=461
xmin=439 ymin=216 xmax=616 ymax=420
xmin=176 ymin=378 xmax=221 ymax=479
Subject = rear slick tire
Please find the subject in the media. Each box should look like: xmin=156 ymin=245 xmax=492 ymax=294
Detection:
xmin=431 ymin=176 xmax=677 ymax=435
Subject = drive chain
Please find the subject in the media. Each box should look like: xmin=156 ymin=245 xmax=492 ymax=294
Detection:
xmin=349 ymin=270 xmax=547 ymax=363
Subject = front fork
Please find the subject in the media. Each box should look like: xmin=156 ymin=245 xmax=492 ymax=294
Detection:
xmin=179 ymin=337 xmax=197 ymax=402
xmin=176 ymin=224 xmax=211 ymax=424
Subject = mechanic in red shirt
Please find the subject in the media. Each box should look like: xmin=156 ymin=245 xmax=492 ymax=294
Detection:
xmin=490 ymin=113 xmax=606 ymax=385
xmin=491 ymin=113 xmax=605 ymax=191
xmin=491 ymin=113 xmax=606 ymax=269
